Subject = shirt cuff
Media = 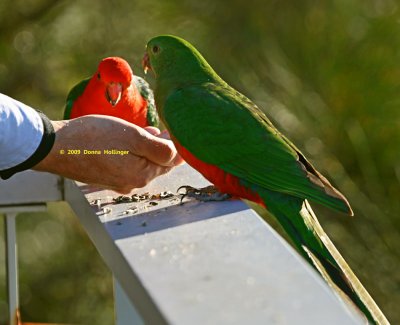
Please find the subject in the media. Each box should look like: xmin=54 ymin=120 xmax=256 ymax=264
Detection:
xmin=0 ymin=111 xmax=55 ymax=180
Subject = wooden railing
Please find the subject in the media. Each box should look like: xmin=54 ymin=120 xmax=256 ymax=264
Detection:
xmin=0 ymin=164 xmax=364 ymax=325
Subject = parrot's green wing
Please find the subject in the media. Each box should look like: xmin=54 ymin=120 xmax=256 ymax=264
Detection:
xmin=133 ymin=76 xmax=159 ymax=127
xmin=163 ymin=82 xmax=352 ymax=214
xmin=63 ymin=78 xmax=90 ymax=119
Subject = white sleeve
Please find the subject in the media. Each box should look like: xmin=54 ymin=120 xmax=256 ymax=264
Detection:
xmin=0 ymin=93 xmax=44 ymax=169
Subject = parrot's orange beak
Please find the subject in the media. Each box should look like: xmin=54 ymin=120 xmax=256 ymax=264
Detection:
xmin=106 ymin=82 xmax=123 ymax=106
xmin=142 ymin=52 xmax=152 ymax=75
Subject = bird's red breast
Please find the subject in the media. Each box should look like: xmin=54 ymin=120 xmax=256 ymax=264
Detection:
xmin=172 ymin=137 xmax=265 ymax=206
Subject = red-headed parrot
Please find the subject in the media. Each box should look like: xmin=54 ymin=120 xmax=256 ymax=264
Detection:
xmin=64 ymin=57 xmax=158 ymax=127
xmin=142 ymin=35 xmax=388 ymax=324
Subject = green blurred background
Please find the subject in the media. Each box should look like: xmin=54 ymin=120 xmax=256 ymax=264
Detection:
xmin=1 ymin=0 xmax=399 ymax=323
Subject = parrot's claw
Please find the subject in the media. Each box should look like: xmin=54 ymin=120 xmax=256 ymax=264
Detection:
xmin=177 ymin=185 xmax=231 ymax=204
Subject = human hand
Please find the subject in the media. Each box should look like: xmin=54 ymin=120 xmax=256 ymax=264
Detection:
xmin=33 ymin=115 xmax=183 ymax=193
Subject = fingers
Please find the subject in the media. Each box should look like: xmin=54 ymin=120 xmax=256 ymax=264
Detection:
xmin=43 ymin=115 xmax=184 ymax=192
xmin=143 ymin=127 xmax=171 ymax=140
xmin=158 ymin=130 xmax=170 ymax=140
xmin=144 ymin=126 xmax=161 ymax=136
xmin=133 ymin=129 xmax=183 ymax=167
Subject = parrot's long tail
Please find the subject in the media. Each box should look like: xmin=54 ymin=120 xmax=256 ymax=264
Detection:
xmin=260 ymin=190 xmax=389 ymax=325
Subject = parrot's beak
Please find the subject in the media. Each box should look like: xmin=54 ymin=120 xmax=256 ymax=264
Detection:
xmin=106 ymin=82 xmax=123 ymax=106
xmin=142 ymin=52 xmax=152 ymax=75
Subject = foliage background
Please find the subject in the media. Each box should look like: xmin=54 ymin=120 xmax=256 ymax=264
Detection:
xmin=0 ymin=0 xmax=399 ymax=324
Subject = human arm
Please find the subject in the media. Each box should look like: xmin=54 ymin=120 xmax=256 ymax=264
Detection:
xmin=33 ymin=115 xmax=182 ymax=193
xmin=0 ymin=94 xmax=182 ymax=192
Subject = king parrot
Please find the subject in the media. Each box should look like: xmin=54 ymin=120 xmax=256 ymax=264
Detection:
xmin=64 ymin=57 xmax=158 ymax=127
xmin=142 ymin=35 xmax=388 ymax=324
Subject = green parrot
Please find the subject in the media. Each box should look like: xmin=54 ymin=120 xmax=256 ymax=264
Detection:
xmin=142 ymin=35 xmax=388 ymax=324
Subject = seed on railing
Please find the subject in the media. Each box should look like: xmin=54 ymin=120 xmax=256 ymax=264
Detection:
xmin=150 ymin=193 xmax=161 ymax=200
xmin=102 ymin=207 xmax=112 ymax=214
xmin=151 ymin=191 xmax=174 ymax=200
xmin=123 ymin=207 xmax=138 ymax=215
xmin=131 ymin=194 xmax=140 ymax=202
xmin=113 ymin=195 xmax=132 ymax=203
xmin=139 ymin=192 xmax=150 ymax=200
xmin=131 ymin=192 xmax=150 ymax=201
xmin=92 ymin=199 xmax=102 ymax=208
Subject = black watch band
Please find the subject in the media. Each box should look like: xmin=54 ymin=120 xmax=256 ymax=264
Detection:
xmin=0 ymin=111 xmax=55 ymax=180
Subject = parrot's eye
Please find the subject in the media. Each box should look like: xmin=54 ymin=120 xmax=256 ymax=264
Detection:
xmin=152 ymin=45 xmax=160 ymax=54
xmin=97 ymin=73 xmax=101 ymax=80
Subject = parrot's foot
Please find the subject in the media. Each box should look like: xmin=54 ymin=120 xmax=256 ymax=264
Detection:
xmin=177 ymin=185 xmax=231 ymax=204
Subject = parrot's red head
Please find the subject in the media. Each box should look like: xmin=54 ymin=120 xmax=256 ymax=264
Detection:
xmin=97 ymin=57 xmax=133 ymax=106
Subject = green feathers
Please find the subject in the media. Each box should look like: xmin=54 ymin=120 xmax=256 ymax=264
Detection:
xmin=63 ymin=78 xmax=90 ymax=119
xmin=146 ymin=35 xmax=352 ymax=215
xmin=144 ymin=35 xmax=391 ymax=324
xmin=133 ymin=75 xmax=159 ymax=127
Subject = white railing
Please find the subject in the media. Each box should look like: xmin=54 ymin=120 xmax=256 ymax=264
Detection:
xmin=0 ymin=164 xmax=364 ymax=325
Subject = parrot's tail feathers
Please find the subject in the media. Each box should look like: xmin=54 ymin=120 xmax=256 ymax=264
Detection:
xmin=301 ymin=245 xmax=368 ymax=323
xmin=300 ymin=201 xmax=389 ymax=324
xmin=260 ymin=189 xmax=388 ymax=325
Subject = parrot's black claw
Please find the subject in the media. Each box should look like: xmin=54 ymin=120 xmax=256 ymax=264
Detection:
xmin=177 ymin=185 xmax=231 ymax=204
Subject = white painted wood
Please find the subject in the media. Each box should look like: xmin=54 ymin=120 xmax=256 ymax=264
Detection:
xmin=0 ymin=165 xmax=365 ymax=324
xmin=114 ymin=278 xmax=144 ymax=325
xmin=64 ymin=163 xmax=363 ymax=325
xmin=0 ymin=170 xmax=62 ymax=205
xmin=64 ymin=179 xmax=168 ymax=325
